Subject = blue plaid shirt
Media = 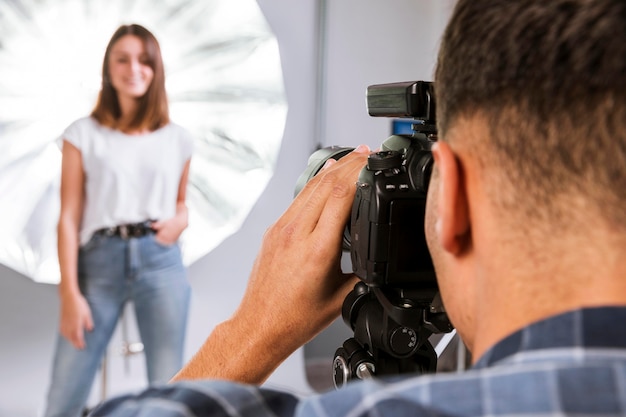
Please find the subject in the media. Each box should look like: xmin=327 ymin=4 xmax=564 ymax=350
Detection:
xmin=91 ymin=307 xmax=626 ymax=416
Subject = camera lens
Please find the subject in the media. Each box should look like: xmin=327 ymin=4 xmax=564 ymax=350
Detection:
xmin=293 ymin=146 xmax=355 ymax=198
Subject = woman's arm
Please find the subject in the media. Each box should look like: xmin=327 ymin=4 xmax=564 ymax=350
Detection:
xmin=57 ymin=140 xmax=93 ymax=349
xmin=151 ymin=158 xmax=191 ymax=243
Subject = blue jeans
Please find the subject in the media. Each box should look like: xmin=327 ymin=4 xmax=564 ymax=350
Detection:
xmin=44 ymin=233 xmax=190 ymax=417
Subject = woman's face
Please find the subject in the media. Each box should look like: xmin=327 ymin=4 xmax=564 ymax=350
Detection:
xmin=107 ymin=34 xmax=154 ymax=101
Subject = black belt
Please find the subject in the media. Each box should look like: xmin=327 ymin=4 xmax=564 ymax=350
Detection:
xmin=94 ymin=220 xmax=156 ymax=239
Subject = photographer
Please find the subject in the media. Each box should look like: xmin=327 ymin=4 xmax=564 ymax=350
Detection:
xmin=92 ymin=0 xmax=626 ymax=415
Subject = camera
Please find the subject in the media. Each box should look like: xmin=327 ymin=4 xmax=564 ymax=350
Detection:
xmin=295 ymin=81 xmax=453 ymax=388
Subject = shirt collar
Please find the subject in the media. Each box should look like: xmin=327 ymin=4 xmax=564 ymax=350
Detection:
xmin=473 ymin=306 xmax=626 ymax=369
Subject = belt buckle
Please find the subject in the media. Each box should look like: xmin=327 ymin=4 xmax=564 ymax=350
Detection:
xmin=119 ymin=225 xmax=129 ymax=239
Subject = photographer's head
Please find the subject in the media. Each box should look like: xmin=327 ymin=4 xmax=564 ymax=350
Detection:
xmin=427 ymin=0 xmax=626 ymax=359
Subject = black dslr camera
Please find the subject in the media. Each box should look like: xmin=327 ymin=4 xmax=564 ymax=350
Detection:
xmin=295 ymin=81 xmax=453 ymax=388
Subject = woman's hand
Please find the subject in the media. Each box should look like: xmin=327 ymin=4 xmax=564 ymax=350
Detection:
xmin=59 ymin=291 xmax=94 ymax=350
xmin=151 ymin=216 xmax=186 ymax=245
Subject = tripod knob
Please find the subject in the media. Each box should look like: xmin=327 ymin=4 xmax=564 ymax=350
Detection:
xmin=332 ymin=349 xmax=350 ymax=389
xmin=389 ymin=326 xmax=418 ymax=356
xmin=355 ymin=362 xmax=375 ymax=380
xmin=333 ymin=338 xmax=377 ymax=389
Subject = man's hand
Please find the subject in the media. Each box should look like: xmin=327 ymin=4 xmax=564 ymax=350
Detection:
xmin=172 ymin=145 xmax=371 ymax=384
xmin=236 ymin=144 xmax=372 ymax=355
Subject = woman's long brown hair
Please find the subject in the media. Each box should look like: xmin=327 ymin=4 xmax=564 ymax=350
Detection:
xmin=91 ymin=24 xmax=169 ymax=132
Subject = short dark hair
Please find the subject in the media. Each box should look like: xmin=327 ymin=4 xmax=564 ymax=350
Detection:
xmin=435 ymin=0 xmax=626 ymax=230
xmin=92 ymin=24 xmax=169 ymax=132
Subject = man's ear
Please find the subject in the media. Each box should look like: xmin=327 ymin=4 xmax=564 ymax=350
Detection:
xmin=431 ymin=141 xmax=471 ymax=255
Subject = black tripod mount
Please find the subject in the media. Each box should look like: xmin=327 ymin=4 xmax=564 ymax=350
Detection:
xmin=333 ymin=282 xmax=452 ymax=389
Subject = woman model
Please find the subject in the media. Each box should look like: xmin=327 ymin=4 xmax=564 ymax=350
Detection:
xmin=44 ymin=24 xmax=193 ymax=417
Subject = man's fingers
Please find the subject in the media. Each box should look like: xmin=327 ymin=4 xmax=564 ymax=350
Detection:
xmin=312 ymin=151 xmax=369 ymax=240
xmin=289 ymin=146 xmax=369 ymax=213
xmin=284 ymin=146 xmax=370 ymax=235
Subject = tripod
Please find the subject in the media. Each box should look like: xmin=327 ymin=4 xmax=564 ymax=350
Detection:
xmin=333 ymin=282 xmax=453 ymax=388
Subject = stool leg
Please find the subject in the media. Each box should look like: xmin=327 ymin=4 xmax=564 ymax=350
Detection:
xmin=100 ymin=351 xmax=108 ymax=401
xmin=120 ymin=303 xmax=145 ymax=375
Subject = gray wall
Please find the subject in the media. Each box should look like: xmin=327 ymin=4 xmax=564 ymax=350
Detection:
xmin=0 ymin=1 xmax=455 ymax=415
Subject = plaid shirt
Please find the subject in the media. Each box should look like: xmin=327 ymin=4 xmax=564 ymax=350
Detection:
xmin=91 ymin=307 xmax=626 ymax=416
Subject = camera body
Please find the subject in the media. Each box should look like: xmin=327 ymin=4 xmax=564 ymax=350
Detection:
xmin=350 ymin=133 xmax=435 ymax=296
xmin=298 ymin=82 xmax=438 ymax=294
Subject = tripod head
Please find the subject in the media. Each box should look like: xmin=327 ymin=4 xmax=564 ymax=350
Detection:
xmin=333 ymin=282 xmax=452 ymax=388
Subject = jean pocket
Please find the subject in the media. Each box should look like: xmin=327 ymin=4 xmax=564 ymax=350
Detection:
xmin=80 ymin=233 xmax=104 ymax=252
xmin=151 ymin=233 xmax=176 ymax=249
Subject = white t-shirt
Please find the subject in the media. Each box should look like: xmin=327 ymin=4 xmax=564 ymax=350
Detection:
xmin=63 ymin=117 xmax=194 ymax=246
